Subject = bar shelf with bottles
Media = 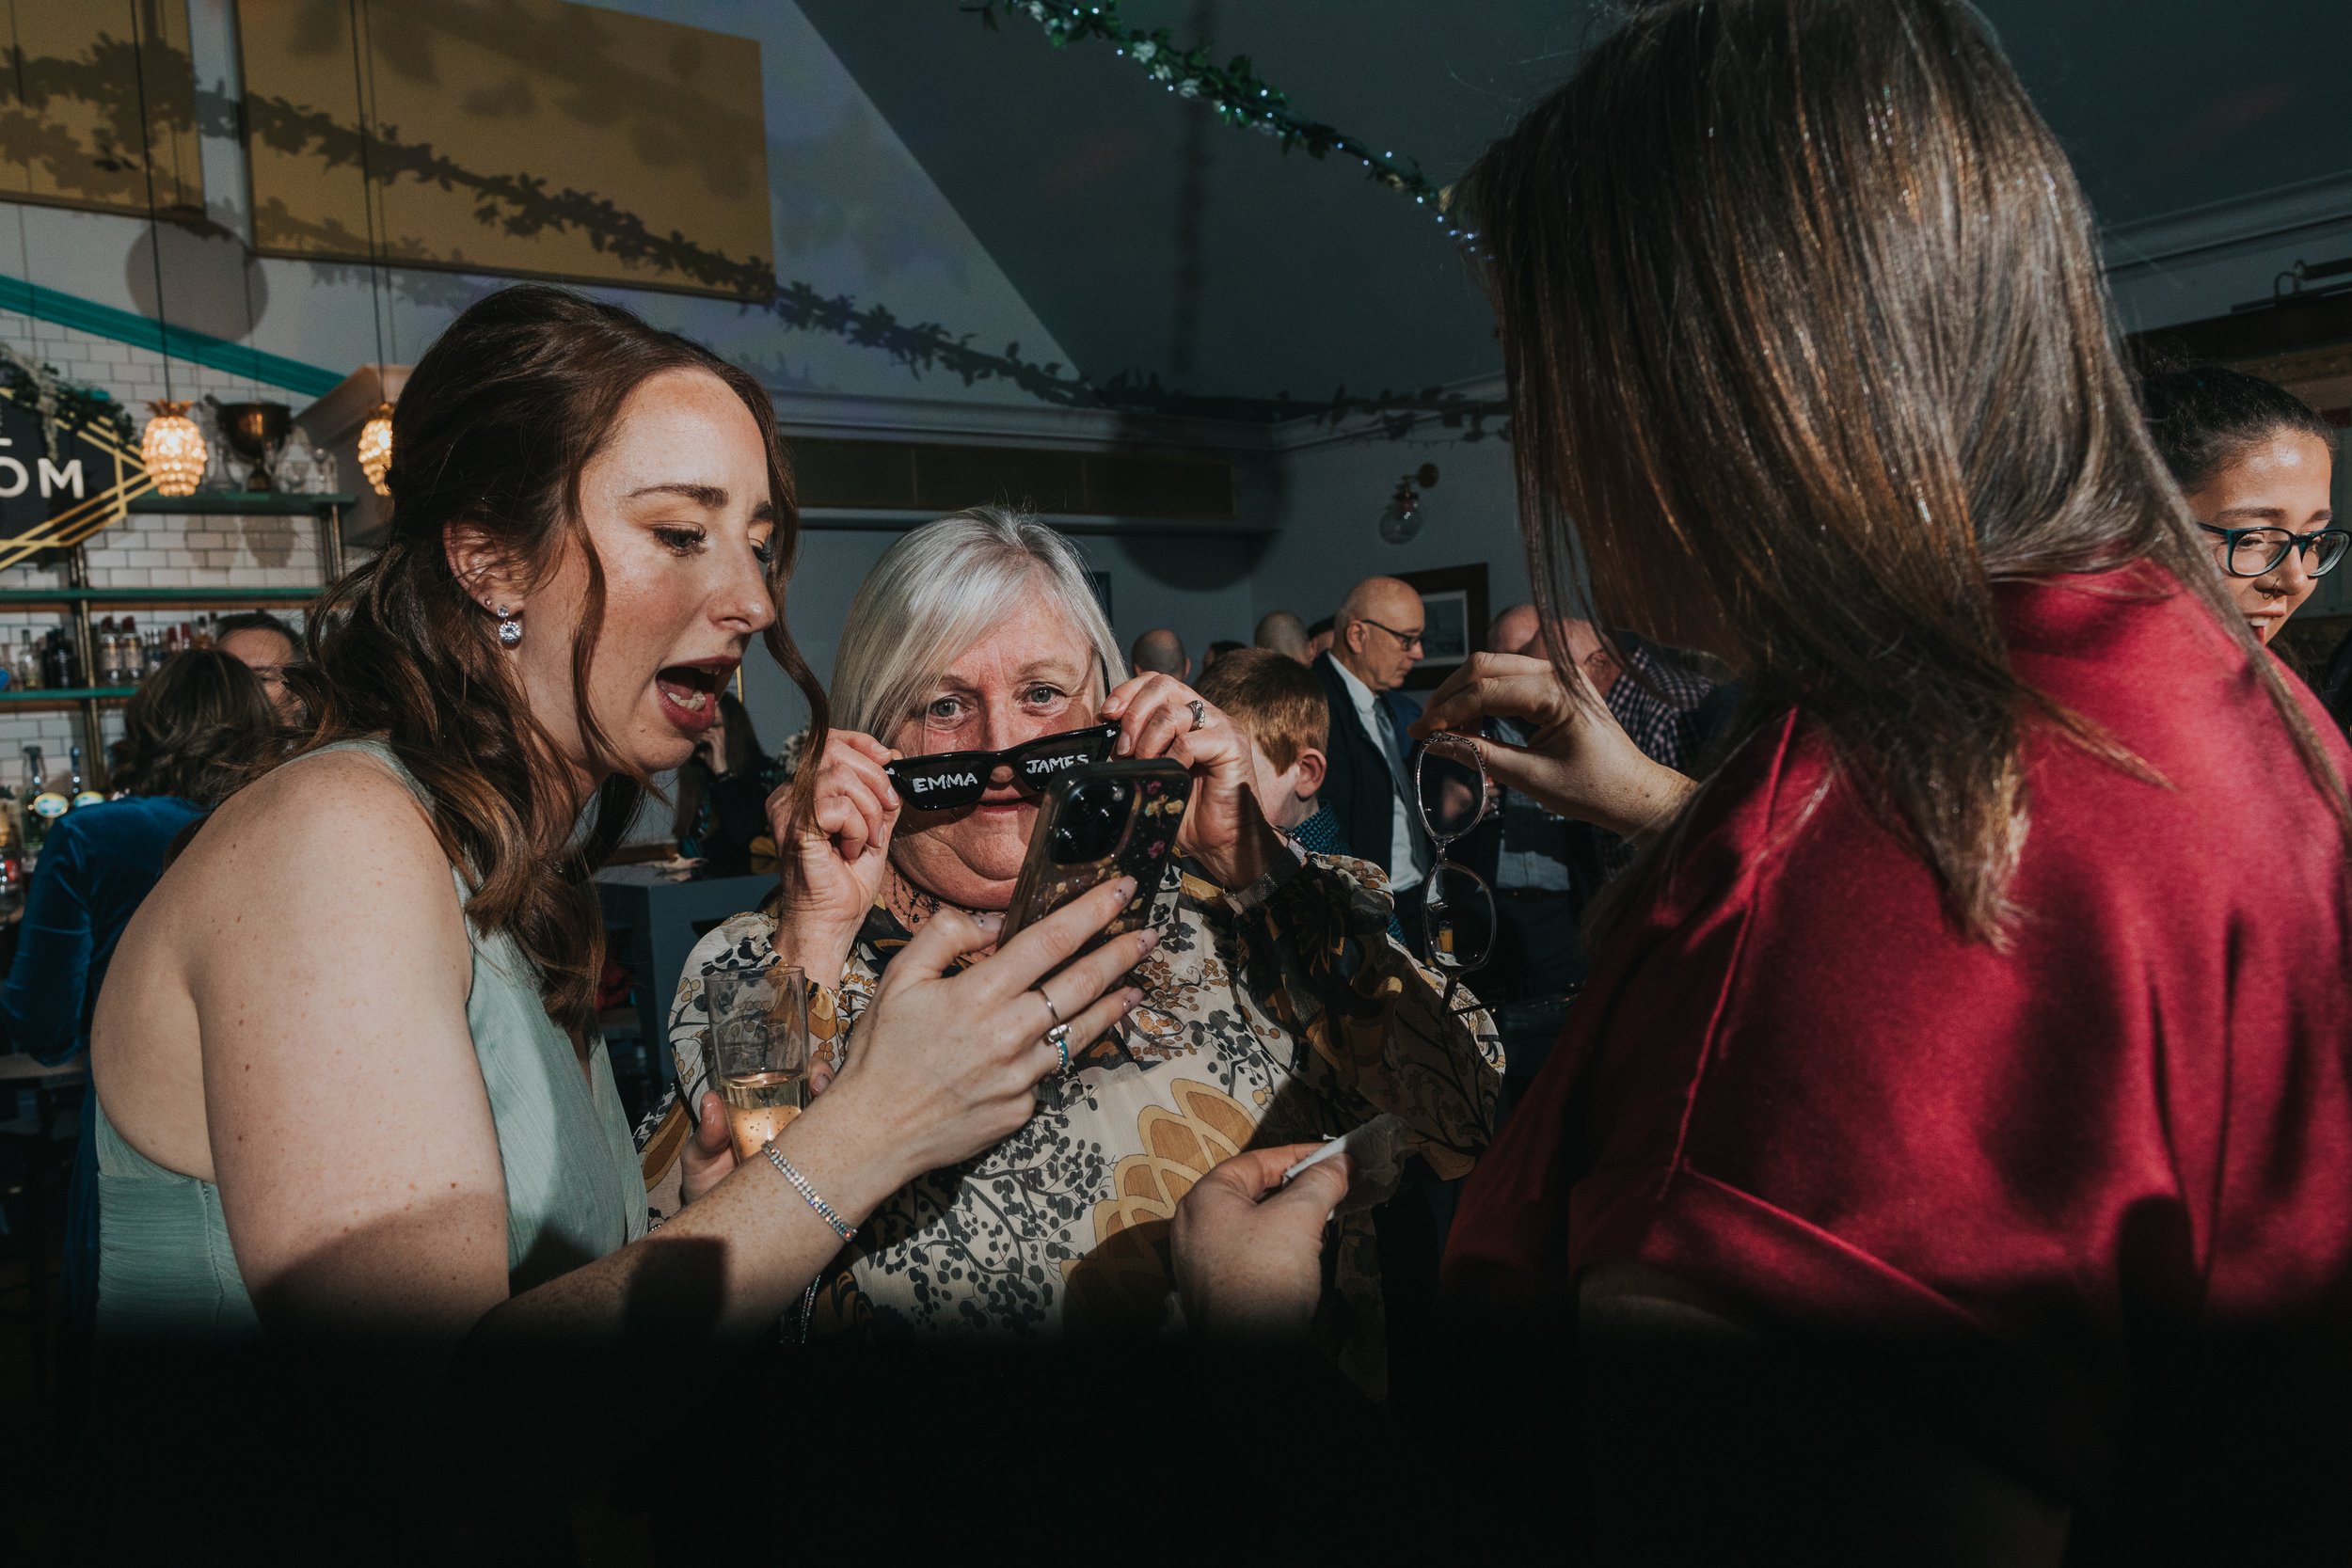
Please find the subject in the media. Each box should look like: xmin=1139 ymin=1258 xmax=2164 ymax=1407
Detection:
xmin=0 ymin=608 xmax=308 ymax=705
xmin=0 ymin=493 xmax=351 ymax=776
xmin=0 ymin=736 xmax=109 ymax=906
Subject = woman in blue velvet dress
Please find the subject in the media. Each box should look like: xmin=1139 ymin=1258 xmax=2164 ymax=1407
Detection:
xmin=0 ymin=647 xmax=278 ymax=1334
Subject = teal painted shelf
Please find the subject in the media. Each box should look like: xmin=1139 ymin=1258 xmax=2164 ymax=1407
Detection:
xmin=128 ymin=493 xmax=356 ymax=516
xmin=0 ymin=587 xmax=318 ymax=607
xmin=0 ymin=686 xmax=134 ymax=703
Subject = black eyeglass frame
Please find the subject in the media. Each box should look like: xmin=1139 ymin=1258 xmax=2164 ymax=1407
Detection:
xmin=1413 ymin=732 xmax=1496 ymax=1014
xmin=1359 ymin=616 xmax=1428 ymax=652
xmin=2197 ymin=521 xmax=2349 ymax=579
xmin=883 ymin=721 xmax=1124 ymax=811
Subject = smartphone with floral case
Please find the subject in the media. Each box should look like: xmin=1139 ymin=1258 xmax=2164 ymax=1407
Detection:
xmin=998 ymin=758 xmax=1192 ymax=954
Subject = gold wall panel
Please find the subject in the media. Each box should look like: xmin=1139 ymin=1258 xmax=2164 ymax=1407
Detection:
xmin=238 ymin=0 xmax=772 ymax=298
xmin=0 ymin=0 xmax=204 ymax=217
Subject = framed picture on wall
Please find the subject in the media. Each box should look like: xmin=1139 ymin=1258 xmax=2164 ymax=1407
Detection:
xmin=1395 ymin=563 xmax=1490 ymax=691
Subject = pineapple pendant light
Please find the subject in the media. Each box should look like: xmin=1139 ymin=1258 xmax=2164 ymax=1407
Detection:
xmin=357 ymin=400 xmax=393 ymax=496
xmin=351 ymin=0 xmax=393 ymax=499
xmin=130 ymin=3 xmax=206 ymax=496
xmin=140 ymin=401 xmax=205 ymax=495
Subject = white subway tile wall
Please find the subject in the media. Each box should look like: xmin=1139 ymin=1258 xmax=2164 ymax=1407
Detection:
xmin=0 ymin=309 xmax=329 ymax=789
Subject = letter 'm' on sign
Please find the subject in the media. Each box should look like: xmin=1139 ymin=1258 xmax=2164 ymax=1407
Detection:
xmin=38 ymin=459 xmax=83 ymax=499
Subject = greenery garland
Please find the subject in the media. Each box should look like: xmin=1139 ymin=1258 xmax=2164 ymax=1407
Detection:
xmin=240 ymin=88 xmax=1505 ymax=436
xmin=967 ymin=1 xmax=1471 ymax=241
xmin=15 ymin=42 xmax=1502 ymax=439
xmin=0 ymin=341 xmax=132 ymax=452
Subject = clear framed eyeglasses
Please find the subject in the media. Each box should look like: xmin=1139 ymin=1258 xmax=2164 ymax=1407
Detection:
xmin=1413 ymin=732 xmax=1497 ymax=1013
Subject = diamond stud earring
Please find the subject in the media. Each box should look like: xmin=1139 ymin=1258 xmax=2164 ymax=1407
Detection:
xmin=496 ymin=605 xmax=523 ymax=648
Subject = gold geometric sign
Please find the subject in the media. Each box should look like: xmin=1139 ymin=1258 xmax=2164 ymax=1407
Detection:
xmin=0 ymin=385 xmax=149 ymax=573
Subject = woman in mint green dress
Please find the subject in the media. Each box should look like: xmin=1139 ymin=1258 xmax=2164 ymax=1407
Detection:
xmin=87 ymin=285 xmax=1149 ymax=1352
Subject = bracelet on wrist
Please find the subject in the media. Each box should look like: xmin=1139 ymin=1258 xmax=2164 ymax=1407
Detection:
xmin=764 ymin=1143 xmax=856 ymax=1243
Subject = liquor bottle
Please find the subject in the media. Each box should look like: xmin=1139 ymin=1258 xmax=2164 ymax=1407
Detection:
xmin=40 ymin=628 xmax=73 ymax=690
xmin=180 ymin=621 xmax=197 ymax=656
xmin=20 ymin=746 xmax=64 ymax=853
xmin=67 ymin=743 xmax=100 ymax=809
xmin=12 ymin=629 xmax=39 ymax=691
xmin=94 ymin=617 xmax=117 ymax=684
xmin=142 ymin=626 xmax=165 ymax=678
xmin=116 ymin=616 xmax=138 ymax=685
xmin=0 ymin=804 xmax=22 ymax=909
xmin=192 ymin=613 xmax=214 ymax=651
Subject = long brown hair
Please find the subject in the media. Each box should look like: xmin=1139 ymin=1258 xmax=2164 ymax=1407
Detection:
xmin=108 ymin=647 xmax=278 ymax=806
xmin=295 ymin=286 xmax=828 ymax=1039
xmin=1461 ymin=0 xmax=2349 ymax=940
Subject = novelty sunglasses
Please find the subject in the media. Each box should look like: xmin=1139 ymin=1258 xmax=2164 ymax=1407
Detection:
xmin=884 ymin=721 xmax=1124 ymax=811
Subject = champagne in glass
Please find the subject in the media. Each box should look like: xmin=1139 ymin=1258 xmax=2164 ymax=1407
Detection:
xmin=720 ymin=1069 xmax=805 ymax=1156
xmin=702 ymin=966 xmax=808 ymax=1160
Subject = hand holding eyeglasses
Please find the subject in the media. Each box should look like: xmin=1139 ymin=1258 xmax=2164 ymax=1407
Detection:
xmin=1100 ymin=673 xmax=1289 ymax=891
xmin=1408 ymin=651 xmax=1698 ymax=842
xmin=768 ymin=729 xmax=904 ymax=990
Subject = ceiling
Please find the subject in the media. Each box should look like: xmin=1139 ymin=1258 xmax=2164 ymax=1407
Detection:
xmin=795 ymin=0 xmax=2352 ymax=409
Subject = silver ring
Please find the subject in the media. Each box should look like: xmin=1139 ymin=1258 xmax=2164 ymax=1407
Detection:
xmin=1033 ymin=987 xmax=1064 ymax=1027
xmin=1045 ymin=1022 xmax=1073 ymax=1072
xmin=1187 ymin=698 xmax=1206 ymax=732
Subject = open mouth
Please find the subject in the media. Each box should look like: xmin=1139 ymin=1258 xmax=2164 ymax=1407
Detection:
xmin=656 ymin=660 xmax=734 ymax=725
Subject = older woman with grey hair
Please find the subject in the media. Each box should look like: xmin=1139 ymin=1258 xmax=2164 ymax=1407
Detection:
xmin=673 ymin=508 xmax=1500 ymax=1389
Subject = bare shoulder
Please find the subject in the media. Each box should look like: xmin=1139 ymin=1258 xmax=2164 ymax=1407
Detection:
xmin=96 ymin=749 xmax=476 ymax=1180
xmin=193 ymin=749 xmax=441 ymax=875
xmin=168 ymin=748 xmax=469 ymax=976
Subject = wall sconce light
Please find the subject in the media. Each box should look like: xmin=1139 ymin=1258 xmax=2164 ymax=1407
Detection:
xmin=1379 ymin=463 xmax=1439 ymax=544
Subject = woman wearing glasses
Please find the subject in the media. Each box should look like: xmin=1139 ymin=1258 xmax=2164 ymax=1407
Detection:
xmin=2137 ymin=359 xmax=2344 ymax=647
xmin=670 ymin=508 xmax=1499 ymax=1389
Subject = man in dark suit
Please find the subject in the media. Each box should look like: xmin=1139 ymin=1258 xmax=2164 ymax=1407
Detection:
xmin=1313 ymin=576 xmax=1434 ymax=946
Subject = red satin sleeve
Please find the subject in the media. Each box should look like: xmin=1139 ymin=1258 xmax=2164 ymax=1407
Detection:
xmin=1445 ymin=568 xmax=2352 ymax=1432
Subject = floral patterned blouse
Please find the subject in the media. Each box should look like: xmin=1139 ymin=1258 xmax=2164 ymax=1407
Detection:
xmin=667 ymin=847 xmax=1502 ymax=1393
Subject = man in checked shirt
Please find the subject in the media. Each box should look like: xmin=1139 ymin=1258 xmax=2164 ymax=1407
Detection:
xmin=1476 ymin=606 xmax=1738 ymax=1111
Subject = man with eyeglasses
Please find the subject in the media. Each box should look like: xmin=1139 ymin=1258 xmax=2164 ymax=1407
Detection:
xmin=215 ymin=610 xmax=305 ymax=726
xmin=1314 ymin=576 xmax=1435 ymax=944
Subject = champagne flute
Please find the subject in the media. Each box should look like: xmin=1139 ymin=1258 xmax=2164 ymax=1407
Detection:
xmin=702 ymin=966 xmax=808 ymax=1160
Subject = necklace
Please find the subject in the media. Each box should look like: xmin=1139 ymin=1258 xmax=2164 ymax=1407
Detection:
xmin=886 ymin=866 xmax=945 ymax=932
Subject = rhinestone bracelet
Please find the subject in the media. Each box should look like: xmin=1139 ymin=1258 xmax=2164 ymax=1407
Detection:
xmin=764 ymin=1144 xmax=856 ymax=1243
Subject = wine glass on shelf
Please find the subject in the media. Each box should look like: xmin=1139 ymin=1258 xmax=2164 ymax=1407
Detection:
xmin=275 ymin=438 xmax=314 ymax=495
xmin=194 ymin=398 xmax=236 ymax=492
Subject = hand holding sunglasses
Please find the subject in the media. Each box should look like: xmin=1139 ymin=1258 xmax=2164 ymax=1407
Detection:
xmin=767 ymin=730 xmax=908 ymax=989
xmin=1409 ymin=651 xmax=1697 ymax=842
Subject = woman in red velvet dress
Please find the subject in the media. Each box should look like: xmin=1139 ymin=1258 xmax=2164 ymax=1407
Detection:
xmin=1169 ymin=0 xmax=2352 ymax=1555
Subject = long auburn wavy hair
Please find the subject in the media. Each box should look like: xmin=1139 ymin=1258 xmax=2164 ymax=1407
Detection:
xmin=1461 ymin=0 xmax=2350 ymax=942
xmin=291 ymin=285 xmax=828 ymax=1041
